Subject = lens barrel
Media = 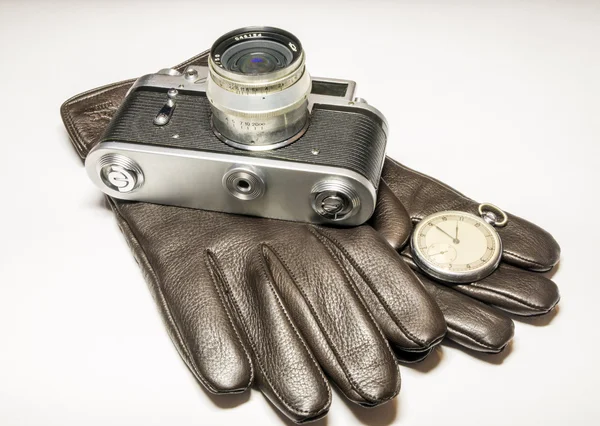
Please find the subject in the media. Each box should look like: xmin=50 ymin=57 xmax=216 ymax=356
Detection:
xmin=206 ymin=27 xmax=311 ymax=151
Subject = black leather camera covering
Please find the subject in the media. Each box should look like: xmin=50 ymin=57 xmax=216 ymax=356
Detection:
xmin=101 ymin=88 xmax=387 ymax=188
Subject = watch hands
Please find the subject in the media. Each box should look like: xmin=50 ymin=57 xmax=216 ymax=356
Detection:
xmin=429 ymin=250 xmax=448 ymax=257
xmin=455 ymin=221 xmax=459 ymax=239
xmin=435 ymin=225 xmax=460 ymax=244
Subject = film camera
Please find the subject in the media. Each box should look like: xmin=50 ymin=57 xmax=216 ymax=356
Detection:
xmin=86 ymin=27 xmax=388 ymax=225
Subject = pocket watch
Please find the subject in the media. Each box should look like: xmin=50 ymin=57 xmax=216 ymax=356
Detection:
xmin=410 ymin=203 xmax=508 ymax=284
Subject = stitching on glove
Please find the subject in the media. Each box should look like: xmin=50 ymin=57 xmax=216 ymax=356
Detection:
xmin=502 ymin=250 xmax=552 ymax=271
xmin=106 ymin=198 xmax=231 ymax=394
xmin=261 ymin=243 xmax=396 ymax=405
xmin=402 ymin=251 xmax=552 ymax=315
xmin=310 ymin=227 xmax=428 ymax=349
xmin=202 ymin=252 xmax=255 ymax=390
xmin=397 ymin=251 xmax=512 ymax=351
xmin=461 ymin=283 xmax=550 ymax=313
xmin=447 ymin=324 xmax=506 ymax=353
xmin=205 ymin=250 xmax=331 ymax=418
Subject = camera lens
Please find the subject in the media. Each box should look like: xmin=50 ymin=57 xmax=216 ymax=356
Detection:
xmin=207 ymin=27 xmax=311 ymax=151
xmin=221 ymin=40 xmax=293 ymax=75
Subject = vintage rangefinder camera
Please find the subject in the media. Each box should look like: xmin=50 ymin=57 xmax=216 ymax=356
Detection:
xmin=86 ymin=26 xmax=388 ymax=225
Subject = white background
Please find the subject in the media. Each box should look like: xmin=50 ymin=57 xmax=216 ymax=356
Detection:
xmin=0 ymin=0 xmax=598 ymax=425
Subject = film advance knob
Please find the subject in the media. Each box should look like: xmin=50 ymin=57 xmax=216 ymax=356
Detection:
xmin=97 ymin=154 xmax=144 ymax=193
xmin=320 ymin=195 xmax=346 ymax=214
xmin=311 ymin=181 xmax=361 ymax=221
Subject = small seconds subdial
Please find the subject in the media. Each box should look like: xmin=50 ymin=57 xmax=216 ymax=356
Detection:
xmin=411 ymin=211 xmax=502 ymax=284
xmin=426 ymin=243 xmax=457 ymax=263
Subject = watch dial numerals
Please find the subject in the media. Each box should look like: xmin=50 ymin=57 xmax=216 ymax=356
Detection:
xmin=413 ymin=211 xmax=502 ymax=282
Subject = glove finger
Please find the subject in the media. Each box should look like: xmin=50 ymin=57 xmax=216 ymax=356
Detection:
xmin=311 ymin=225 xmax=446 ymax=358
xmin=401 ymin=248 xmax=560 ymax=316
xmin=205 ymin=248 xmax=332 ymax=423
xmin=369 ymin=180 xmax=412 ymax=251
xmin=496 ymin=215 xmax=560 ymax=272
xmin=109 ymin=199 xmax=253 ymax=393
xmin=382 ymin=157 xmax=560 ymax=271
xmin=416 ymin=271 xmax=514 ymax=353
xmin=260 ymin=229 xmax=401 ymax=409
xmin=451 ymin=264 xmax=561 ymax=316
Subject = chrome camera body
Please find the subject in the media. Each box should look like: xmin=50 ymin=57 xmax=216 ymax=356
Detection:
xmin=86 ymin=27 xmax=388 ymax=225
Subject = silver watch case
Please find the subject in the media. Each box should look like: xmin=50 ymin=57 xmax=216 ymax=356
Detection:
xmin=410 ymin=211 xmax=503 ymax=284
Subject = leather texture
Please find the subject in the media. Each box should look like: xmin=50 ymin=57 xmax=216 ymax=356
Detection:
xmin=61 ymin=51 xmax=446 ymax=423
xmin=378 ymin=158 xmax=561 ymax=353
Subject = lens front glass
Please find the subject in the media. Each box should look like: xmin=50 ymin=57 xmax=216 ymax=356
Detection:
xmin=221 ymin=40 xmax=293 ymax=75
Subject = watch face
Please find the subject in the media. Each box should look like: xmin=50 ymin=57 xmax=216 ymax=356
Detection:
xmin=411 ymin=211 xmax=502 ymax=284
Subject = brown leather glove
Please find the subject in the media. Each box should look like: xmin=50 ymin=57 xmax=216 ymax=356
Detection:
xmin=61 ymin=52 xmax=446 ymax=423
xmin=377 ymin=158 xmax=560 ymax=353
